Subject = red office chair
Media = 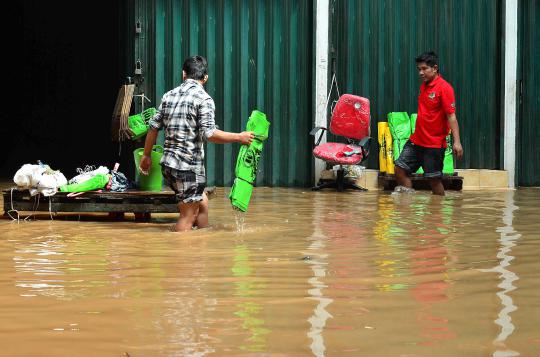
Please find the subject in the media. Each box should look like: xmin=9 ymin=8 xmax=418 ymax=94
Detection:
xmin=310 ymin=94 xmax=371 ymax=191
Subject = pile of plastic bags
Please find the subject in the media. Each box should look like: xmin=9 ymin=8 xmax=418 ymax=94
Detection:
xmin=13 ymin=162 xmax=131 ymax=196
xmin=13 ymin=162 xmax=67 ymax=196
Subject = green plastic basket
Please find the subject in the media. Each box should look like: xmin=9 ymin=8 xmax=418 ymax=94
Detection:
xmin=133 ymin=145 xmax=164 ymax=191
xmin=128 ymin=107 xmax=157 ymax=140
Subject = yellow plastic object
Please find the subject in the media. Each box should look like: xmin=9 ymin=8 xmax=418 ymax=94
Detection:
xmin=384 ymin=126 xmax=395 ymax=174
xmin=377 ymin=122 xmax=388 ymax=173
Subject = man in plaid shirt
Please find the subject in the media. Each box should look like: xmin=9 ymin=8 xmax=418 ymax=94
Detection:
xmin=139 ymin=56 xmax=254 ymax=232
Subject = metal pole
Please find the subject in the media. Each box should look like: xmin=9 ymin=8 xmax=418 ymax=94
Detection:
xmin=314 ymin=0 xmax=330 ymax=185
xmin=503 ymin=0 xmax=518 ymax=188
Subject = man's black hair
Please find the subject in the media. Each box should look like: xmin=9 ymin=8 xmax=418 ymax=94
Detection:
xmin=183 ymin=55 xmax=208 ymax=80
xmin=415 ymin=51 xmax=438 ymax=68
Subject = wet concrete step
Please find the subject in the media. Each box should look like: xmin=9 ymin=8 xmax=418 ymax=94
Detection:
xmin=378 ymin=173 xmax=463 ymax=191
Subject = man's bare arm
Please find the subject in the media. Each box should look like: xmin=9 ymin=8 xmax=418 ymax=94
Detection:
xmin=447 ymin=113 xmax=463 ymax=159
xmin=207 ymin=129 xmax=254 ymax=145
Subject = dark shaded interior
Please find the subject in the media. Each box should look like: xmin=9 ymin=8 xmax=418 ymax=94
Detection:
xmin=1 ymin=1 xmax=134 ymax=181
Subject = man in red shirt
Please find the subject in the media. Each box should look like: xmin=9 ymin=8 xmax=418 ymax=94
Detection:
xmin=395 ymin=51 xmax=463 ymax=195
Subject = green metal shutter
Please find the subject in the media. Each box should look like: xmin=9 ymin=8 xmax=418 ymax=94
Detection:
xmin=518 ymin=0 xmax=540 ymax=186
xmin=330 ymin=0 xmax=502 ymax=170
xmin=131 ymin=0 xmax=314 ymax=187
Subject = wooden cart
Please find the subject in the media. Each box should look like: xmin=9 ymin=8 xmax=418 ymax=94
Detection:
xmin=3 ymin=188 xmax=181 ymax=221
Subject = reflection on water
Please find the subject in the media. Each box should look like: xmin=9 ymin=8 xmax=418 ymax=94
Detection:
xmin=1 ymin=187 xmax=540 ymax=356
xmin=480 ymin=191 xmax=521 ymax=357
xmin=375 ymin=194 xmax=457 ymax=346
xmin=409 ymin=197 xmax=456 ymax=345
xmin=305 ymin=193 xmax=332 ymax=357
xmin=12 ymin=233 xmax=110 ymax=300
xmin=373 ymin=195 xmax=409 ymax=291
xmin=232 ymin=242 xmax=270 ymax=352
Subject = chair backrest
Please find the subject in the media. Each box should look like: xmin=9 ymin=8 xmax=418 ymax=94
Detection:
xmin=330 ymin=94 xmax=370 ymax=140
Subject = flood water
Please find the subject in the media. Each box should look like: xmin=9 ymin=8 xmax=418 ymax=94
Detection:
xmin=1 ymin=185 xmax=539 ymax=356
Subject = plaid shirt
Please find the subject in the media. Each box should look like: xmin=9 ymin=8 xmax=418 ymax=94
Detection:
xmin=148 ymin=79 xmax=216 ymax=175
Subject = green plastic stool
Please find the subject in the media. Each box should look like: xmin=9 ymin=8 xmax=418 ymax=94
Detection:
xmin=229 ymin=110 xmax=270 ymax=212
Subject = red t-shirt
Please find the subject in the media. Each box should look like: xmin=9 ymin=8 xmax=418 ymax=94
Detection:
xmin=410 ymin=75 xmax=456 ymax=148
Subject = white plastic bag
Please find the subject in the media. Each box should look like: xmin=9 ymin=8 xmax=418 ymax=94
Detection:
xmin=345 ymin=165 xmax=365 ymax=179
xmin=68 ymin=165 xmax=109 ymax=185
xmin=13 ymin=164 xmax=67 ymax=196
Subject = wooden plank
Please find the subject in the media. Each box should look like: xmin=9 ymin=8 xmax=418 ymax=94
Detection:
xmin=2 ymin=187 xmax=217 ymax=216
xmin=120 ymin=84 xmax=135 ymax=140
xmin=6 ymin=201 xmax=179 ymax=213
xmin=111 ymin=85 xmax=126 ymax=141
xmin=111 ymin=84 xmax=135 ymax=141
xmin=3 ymin=187 xmax=216 ymax=198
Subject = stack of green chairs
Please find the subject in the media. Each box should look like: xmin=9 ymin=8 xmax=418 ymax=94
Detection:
xmin=410 ymin=113 xmax=423 ymax=174
xmin=388 ymin=112 xmax=411 ymax=162
xmin=442 ymin=132 xmax=454 ymax=174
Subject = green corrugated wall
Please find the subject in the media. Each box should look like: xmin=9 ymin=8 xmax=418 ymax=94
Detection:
xmin=518 ymin=0 xmax=540 ymax=186
xmin=125 ymin=0 xmax=513 ymax=186
xmin=330 ymin=0 xmax=503 ymax=170
xmin=130 ymin=0 xmax=314 ymax=187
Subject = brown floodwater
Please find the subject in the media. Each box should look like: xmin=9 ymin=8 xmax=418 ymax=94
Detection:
xmin=1 ymin=184 xmax=539 ymax=356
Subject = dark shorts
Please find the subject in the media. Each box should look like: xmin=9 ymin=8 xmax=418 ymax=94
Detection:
xmin=395 ymin=140 xmax=445 ymax=179
xmin=162 ymin=165 xmax=206 ymax=203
